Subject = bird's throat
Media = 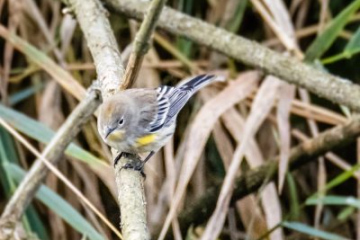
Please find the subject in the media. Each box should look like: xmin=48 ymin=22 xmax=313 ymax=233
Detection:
xmin=107 ymin=129 xmax=125 ymax=142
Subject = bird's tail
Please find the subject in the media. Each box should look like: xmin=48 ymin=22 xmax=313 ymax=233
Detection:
xmin=178 ymin=74 xmax=225 ymax=92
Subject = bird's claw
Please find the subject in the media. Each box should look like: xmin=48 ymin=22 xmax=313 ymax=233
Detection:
xmin=121 ymin=160 xmax=146 ymax=178
xmin=113 ymin=152 xmax=124 ymax=167
xmin=114 ymin=152 xmax=146 ymax=178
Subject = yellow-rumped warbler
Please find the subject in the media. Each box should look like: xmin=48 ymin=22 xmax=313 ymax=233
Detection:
xmin=97 ymin=74 xmax=222 ymax=172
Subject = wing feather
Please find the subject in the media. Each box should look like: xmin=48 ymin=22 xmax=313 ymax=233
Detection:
xmin=149 ymin=74 xmax=217 ymax=133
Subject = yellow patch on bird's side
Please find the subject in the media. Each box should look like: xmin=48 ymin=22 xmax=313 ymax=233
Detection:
xmin=136 ymin=134 xmax=156 ymax=147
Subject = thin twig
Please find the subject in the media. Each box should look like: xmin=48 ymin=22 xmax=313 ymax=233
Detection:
xmin=155 ymin=115 xmax=360 ymax=239
xmin=105 ymin=0 xmax=360 ymax=112
xmin=121 ymin=0 xmax=168 ymax=89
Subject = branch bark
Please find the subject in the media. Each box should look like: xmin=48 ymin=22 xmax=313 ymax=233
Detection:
xmin=105 ymin=0 xmax=360 ymax=112
xmin=65 ymin=0 xmax=147 ymax=239
xmin=67 ymin=0 xmax=124 ymax=99
xmin=69 ymin=0 xmax=166 ymax=239
xmin=154 ymin=115 xmax=360 ymax=239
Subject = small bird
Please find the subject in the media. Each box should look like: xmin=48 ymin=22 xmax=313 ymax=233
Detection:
xmin=97 ymin=74 xmax=222 ymax=174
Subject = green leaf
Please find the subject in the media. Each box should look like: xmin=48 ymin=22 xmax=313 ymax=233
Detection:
xmin=306 ymin=195 xmax=360 ymax=209
xmin=9 ymin=83 xmax=44 ymax=106
xmin=309 ymin=163 xmax=360 ymax=199
xmin=344 ymin=26 xmax=360 ymax=54
xmin=176 ymin=37 xmax=193 ymax=58
xmin=4 ymin=163 xmax=105 ymax=240
xmin=24 ymin=207 xmax=49 ymax=240
xmin=225 ymin=0 xmax=248 ymax=33
xmin=305 ymin=0 xmax=360 ymax=61
xmin=0 ymin=104 xmax=105 ymax=167
xmin=287 ymin=173 xmax=300 ymax=220
xmin=0 ymin=128 xmax=19 ymax=193
xmin=282 ymin=221 xmax=347 ymax=240
xmin=337 ymin=206 xmax=355 ymax=221
xmin=176 ymin=0 xmax=193 ymax=57
xmin=322 ymin=26 xmax=360 ymax=64
xmin=0 ymin=128 xmax=49 ymax=240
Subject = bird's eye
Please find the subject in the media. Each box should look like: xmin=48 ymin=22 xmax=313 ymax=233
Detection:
xmin=118 ymin=117 xmax=124 ymax=125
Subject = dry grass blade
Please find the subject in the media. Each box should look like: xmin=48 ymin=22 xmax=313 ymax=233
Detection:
xmin=158 ymin=71 xmax=260 ymax=240
xmin=298 ymin=88 xmax=327 ymax=229
xmin=200 ymin=75 xmax=281 ymax=240
xmin=213 ymin=121 xmax=234 ymax=167
xmin=1 ymin=0 xmax=20 ymax=103
xmin=220 ymin=110 xmax=268 ymax=238
xmin=164 ymin=140 xmax=182 ymax=240
xmin=315 ymin=155 xmax=326 ymax=229
xmin=290 ymin=99 xmax=346 ymax=125
xmin=39 ymin=81 xmax=64 ymax=129
xmin=60 ymin=15 xmax=77 ymax=54
xmin=38 ymin=81 xmax=66 ymax=238
xmin=236 ymin=196 xmax=268 ymax=239
xmin=0 ymin=118 xmax=123 ymax=239
xmin=221 ymin=108 xmax=283 ymax=239
xmin=259 ymin=0 xmax=302 ymax=62
xmin=263 ymin=0 xmax=296 ymax=41
xmin=213 ymin=116 xmax=269 ymax=238
xmin=153 ymin=33 xmax=199 ymax=73
xmin=0 ymin=25 xmax=86 ymax=100
xmin=318 ymin=0 xmax=330 ymax=33
xmin=248 ymin=90 xmax=347 ymax=125
xmin=251 ymin=0 xmax=302 ymax=58
xmin=277 ymin=83 xmax=296 ymax=193
xmin=23 ymin=0 xmax=64 ymax=63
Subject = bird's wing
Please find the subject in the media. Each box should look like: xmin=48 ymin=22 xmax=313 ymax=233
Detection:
xmin=148 ymin=86 xmax=174 ymax=132
xmin=149 ymin=84 xmax=195 ymax=133
xmin=149 ymin=75 xmax=217 ymax=133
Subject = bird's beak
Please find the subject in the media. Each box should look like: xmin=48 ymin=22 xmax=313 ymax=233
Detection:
xmin=105 ymin=127 xmax=116 ymax=139
xmin=105 ymin=128 xmax=125 ymax=141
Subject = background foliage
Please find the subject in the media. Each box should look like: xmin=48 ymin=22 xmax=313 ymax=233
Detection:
xmin=1 ymin=0 xmax=360 ymax=239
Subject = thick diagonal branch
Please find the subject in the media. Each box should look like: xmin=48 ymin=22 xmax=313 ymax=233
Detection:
xmin=105 ymin=0 xmax=360 ymax=112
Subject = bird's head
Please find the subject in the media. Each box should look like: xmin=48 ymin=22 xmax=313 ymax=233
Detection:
xmin=97 ymin=94 xmax=134 ymax=144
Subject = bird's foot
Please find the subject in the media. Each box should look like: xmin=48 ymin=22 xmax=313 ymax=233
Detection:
xmin=122 ymin=159 xmax=146 ymax=178
xmin=114 ymin=152 xmax=128 ymax=167
xmin=114 ymin=152 xmax=146 ymax=178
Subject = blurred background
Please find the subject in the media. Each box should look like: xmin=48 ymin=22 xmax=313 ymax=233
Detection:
xmin=1 ymin=0 xmax=360 ymax=239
